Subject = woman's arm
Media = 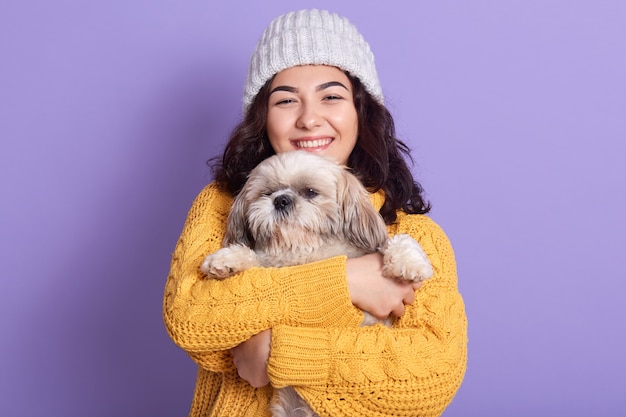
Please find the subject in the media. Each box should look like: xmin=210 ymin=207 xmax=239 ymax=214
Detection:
xmin=163 ymin=184 xmax=366 ymax=371
xmin=229 ymin=258 xmax=420 ymax=386
xmin=264 ymin=215 xmax=467 ymax=417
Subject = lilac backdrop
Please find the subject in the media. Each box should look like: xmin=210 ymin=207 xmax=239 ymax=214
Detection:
xmin=1 ymin=1 xmax=625 ymax=416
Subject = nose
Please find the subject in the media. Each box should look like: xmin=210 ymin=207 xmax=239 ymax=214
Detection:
xmin=273 ymin=194 xmax=292 ymax=211
xmin=296 ymin=103 xmax=322 ymax=129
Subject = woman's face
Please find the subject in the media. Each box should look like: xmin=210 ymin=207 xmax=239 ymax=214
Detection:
xmin=266 ymin=65 xmax=358 ymax=165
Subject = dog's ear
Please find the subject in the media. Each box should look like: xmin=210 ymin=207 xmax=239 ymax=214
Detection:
xmin=338 ymin=169 xmax=388 ymax=252
xmin=223 ymin=189 xmax=251 ymax=247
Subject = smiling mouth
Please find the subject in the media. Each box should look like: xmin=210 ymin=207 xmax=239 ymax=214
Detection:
xmin=291 ymin=138 xmax=333 ymax=149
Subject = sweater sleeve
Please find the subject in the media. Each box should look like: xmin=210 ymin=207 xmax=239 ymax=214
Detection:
xmin=267 ymin=215 xmax=468 ymax=417
xmin=163 ymin=184 xmax=364 ymax=372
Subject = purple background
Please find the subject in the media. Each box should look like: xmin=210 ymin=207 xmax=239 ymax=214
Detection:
xmin=2 ymin=1 xmax=625 ymax=416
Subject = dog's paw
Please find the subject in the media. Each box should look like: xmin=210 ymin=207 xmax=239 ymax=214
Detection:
xmin=200 ymin=244 xmax=258 ymax=279
xmin=200 ymin=253 xmax=234 ymax=279
xmin=380 ymin=234 xmax=434 ymax=283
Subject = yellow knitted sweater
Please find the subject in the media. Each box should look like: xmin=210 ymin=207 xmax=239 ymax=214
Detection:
xmin=163 ymin=182 xmax=467 ymax=417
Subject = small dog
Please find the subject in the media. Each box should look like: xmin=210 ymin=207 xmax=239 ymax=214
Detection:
xmin=201 ymin=151 xmax=433 ymax=417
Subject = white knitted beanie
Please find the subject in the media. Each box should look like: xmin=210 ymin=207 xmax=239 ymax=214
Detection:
xmin=243 ymin=9 xmax=383 ymax=111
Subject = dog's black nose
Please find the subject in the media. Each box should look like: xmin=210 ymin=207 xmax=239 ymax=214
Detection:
xmin=274 ymin=194 xmax=292 ymax=211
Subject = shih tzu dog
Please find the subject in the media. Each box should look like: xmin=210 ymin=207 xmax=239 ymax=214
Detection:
xmin=201 ymin=150 xmax=433 ymax=417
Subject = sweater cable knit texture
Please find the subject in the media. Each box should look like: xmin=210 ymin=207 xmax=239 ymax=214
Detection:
xmin=163 ymin=183 xmax=467 ymax=417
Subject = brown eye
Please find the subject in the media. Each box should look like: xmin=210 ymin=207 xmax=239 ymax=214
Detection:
xmin=304 ymin=188 xmax=318 ymax=199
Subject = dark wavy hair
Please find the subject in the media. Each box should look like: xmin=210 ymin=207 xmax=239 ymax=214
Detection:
xmin=210 ymin=72 xmax=431 ymax=224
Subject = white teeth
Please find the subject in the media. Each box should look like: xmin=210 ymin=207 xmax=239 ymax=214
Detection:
xmin=294 ymin=138 xmax=332 ymax=148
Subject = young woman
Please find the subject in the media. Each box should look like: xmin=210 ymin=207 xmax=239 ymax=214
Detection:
xmin=164 ymin=9 xmax=467 ymax=417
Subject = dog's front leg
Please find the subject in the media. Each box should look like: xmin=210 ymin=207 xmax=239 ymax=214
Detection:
xmin=201 ymin=244 xmax=259 ymax=279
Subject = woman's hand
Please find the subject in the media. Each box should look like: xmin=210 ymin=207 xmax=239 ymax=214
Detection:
xmin=230 ymin=329 xmax=272 ymax=388
xmin=346 ymin=252 xmax=421 ymax=320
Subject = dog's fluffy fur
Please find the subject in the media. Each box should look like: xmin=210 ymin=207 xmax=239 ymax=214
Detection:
xmin=201 ymin=151 xmax=433 ymax=417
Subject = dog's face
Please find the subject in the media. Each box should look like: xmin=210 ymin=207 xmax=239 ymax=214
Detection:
xmin=223 ymin=151 xmax=387 ymax=253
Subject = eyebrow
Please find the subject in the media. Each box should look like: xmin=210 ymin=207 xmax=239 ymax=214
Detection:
xmin=317 ymin=81 xmax=349 ymax=92
xmin=269 ymin=85 xmax=298 ymax=95
xmin=269 ymin=81 xmax=350 ymax=96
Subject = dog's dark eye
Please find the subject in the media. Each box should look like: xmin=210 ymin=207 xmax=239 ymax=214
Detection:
xmin=303 ymin=188 xmax=318 ymax=199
